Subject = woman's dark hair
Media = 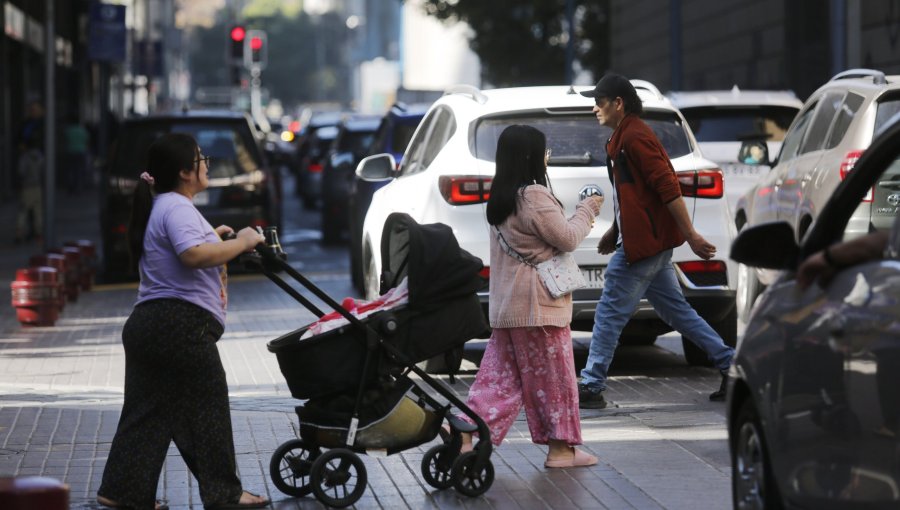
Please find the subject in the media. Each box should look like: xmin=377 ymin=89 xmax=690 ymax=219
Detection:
xmin=486 ymin=124 xmax=557 ymax=226
xmin=128 ymin=133 xmax=199 ymax=270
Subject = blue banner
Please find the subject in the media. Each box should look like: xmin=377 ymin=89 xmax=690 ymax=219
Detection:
xmin=87 ymin=2 xmax=126 ymax=62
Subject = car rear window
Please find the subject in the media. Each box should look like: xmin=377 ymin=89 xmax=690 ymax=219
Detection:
xmin=473 ymin=110 xmax=693 ymax=164
xmin=875 ymin=96 xmax=900 ymax=134
xmin=680 ymin=106 xmax=798 ymax=143
xmin=391 ymin=123 xmax=418 ymax=153
xmin=111 ymin=120 xmax=262 ymax=179
xmin=338 ymin=130 xmax=377 ymax=154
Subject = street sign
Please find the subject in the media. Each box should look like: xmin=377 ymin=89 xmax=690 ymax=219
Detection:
xmin=87 ymin=2 xmax=126 ymax=62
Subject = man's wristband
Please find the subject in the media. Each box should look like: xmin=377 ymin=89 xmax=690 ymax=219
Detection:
xmin=823 ymin=246 xmax=838 ymax=267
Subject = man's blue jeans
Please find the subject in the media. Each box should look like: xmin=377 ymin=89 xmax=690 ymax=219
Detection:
xmin=580 ymin=247 xmax=734 ymax=391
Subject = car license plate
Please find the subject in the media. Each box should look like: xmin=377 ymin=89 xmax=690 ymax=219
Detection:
xmin=581 ymin=266 xmax=604 ymax=289
xmin=193 ymin=191 xmax=209 ymax=206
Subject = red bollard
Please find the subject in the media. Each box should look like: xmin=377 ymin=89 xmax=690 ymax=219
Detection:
xmin=10 ymin=267 xmax=60 ymax=327
xmin=65 ymin=240 xmax=97 ymax=291
xmin=29 ymin=253 xmax=68 ymax=310
xmin=49 ymin=247 xmax=80 ymax=302
xmin=0 ymin=476 xmax=69 ymax=510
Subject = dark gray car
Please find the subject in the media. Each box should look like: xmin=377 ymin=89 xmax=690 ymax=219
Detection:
xmin=728 ymin=116 xmax=900 ymax=509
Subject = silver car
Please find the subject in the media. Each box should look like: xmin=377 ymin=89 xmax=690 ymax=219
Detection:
xmin=734 ymin=69 xmax=900 ymax=321
xmin=727 ymin=116 xmax=900 ymax=509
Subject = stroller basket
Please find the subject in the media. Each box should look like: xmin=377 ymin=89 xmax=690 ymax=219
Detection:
xmin=268 ymin=293 xmax=487 ymax=400
xmin=297 ymin=378 xmax=443 ymax=453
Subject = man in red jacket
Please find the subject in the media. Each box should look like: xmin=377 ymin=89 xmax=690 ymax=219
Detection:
xmin=577 ymin=73 xmax=734 ymax=408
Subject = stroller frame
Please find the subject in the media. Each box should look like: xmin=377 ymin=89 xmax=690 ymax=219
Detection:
xmin=253 ymin=240 xmax=495 ymax=508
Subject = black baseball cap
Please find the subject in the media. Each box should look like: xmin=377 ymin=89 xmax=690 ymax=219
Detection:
xmin=580 ymin=73 xmax=635 ymax=100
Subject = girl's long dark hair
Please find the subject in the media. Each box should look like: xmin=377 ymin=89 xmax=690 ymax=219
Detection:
xmin=128 ymin=133 xmax=198 ymax=271
xmin=486 ymin=124 xmax=556 ymax=226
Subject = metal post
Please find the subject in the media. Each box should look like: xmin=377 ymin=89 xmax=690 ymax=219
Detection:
xmin=250 ymin=67 xmax=262 ymax=124
xmin=44 ymin=0 xmax=56 ymax=249
xmin=565 ymin=0 xmax=574 ymax=85
xmin=670 ymin=0 xmax=682 ymax=91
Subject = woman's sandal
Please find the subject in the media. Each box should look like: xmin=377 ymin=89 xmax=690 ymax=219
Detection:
xmin=544 ymin=448 xmax=598 ymax=469
xmin=97 ymin=495 xmax=169 ymax=510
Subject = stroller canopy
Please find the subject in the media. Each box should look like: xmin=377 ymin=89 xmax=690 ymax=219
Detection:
xmin=380 ymin=213 xmax=485 ymax=309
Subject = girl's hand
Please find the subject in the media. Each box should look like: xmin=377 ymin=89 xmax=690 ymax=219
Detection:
xmin=236 ymin=226 xmax=265 ymax=252
xmin=215 ymin=225 xmax=234 ymax=238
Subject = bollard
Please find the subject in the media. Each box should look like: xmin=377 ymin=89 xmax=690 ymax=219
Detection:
xmin=29 ymin=253 xmax=68 ymax=310
xmin=65 ymin=240 xmax=97 ymax=291
xmin=49 ymin=247 xmax=80 ymax=303
xmin=10 ymin=267 xmax=60 ymax=327
xmin=0 ymin=476 xmax=69 ymax=510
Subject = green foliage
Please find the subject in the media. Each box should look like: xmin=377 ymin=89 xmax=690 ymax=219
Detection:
xmin=418 ymin=0 xmax=609 ymax=86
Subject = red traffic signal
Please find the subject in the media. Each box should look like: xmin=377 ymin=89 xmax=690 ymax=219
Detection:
xmin=250 ymin=36 xmax=263 ymax=51
xmin=229 ymin=25 xmax=245 ymax=62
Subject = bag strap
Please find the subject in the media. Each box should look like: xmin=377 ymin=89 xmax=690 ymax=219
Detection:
xmin=493 ymin=226 xmax=537 ymax=267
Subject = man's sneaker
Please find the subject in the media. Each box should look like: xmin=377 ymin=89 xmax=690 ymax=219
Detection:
xmin=709 ymin=371 xmax=729 ymax=401
xmin=578 ymin=384 xmax=607 ymax=409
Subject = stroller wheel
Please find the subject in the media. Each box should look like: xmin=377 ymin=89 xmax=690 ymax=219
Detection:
xmin=310 ymin=448 xmax=368 ymax=508
xmin=421 ymin=444 xmax=455 ymax=490
xmin=269 ymin=439 xmax=319 ymax=497
xmin=451 ymin=450 xmax=494 ymax=498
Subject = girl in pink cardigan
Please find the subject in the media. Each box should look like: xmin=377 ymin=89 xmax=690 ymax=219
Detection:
xmin=459 ymin=124 xmax=603 ymax=468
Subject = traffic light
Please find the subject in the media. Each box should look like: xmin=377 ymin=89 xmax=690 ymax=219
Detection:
xmin=245 ymin=30 xmax=267 ymax=69
xmin=229 ymin=25 xmax=245 ymax=64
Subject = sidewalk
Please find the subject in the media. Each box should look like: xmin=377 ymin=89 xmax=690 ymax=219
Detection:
xmin=0 ymin=190 xmax=733 ymax=509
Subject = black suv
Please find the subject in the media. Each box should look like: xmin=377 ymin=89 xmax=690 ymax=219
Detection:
xmin=100 ymin=110 xmax=282 ymax=281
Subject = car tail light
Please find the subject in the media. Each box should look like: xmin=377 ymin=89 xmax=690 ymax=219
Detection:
xmin=677 ymin=169 xmax=723 ymax=199
xmin=309 ymin=162 xmax=323 ymax=173
xmin=438 ymin=176 xmax=492 ymax=205
xmin=111 ymin=223 xmax=127 ymax=234
xmin=478 ymin=267 xmax=490 ymax=280
xmin=676 ymin=260 xmax=728 ymax=286
xmin=839 ymin=150 xmax=872 ymax=202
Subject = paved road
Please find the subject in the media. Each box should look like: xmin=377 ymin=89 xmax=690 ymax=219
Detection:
xmin=0 ymin=172 xmax=735 ymax=509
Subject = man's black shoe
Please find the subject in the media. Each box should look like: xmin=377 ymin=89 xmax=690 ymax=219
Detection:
xmin=709 ymin=372 xmax=728 ymax=401
xmin=578 ymin=384 xmax=607 ymax=409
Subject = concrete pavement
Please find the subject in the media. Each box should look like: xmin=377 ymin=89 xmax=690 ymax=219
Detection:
xmin=0 ymin=189 xmax=733 ymax=509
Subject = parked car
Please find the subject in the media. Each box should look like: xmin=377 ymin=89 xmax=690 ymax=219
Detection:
xmin=667 ymin=86 xmax=802 ymax=206
xmin=733 ymin=69 xmax=900 ymax=321
xmin=348 ymin=103 xmax=429 ymax=291
xmin=319 ymin=115 xmax=380 ymax=245
xmin=357 ymin=82 xmax=738 ymax=365
xmin=294 ymin=112 xmax=344 ymax=209
xmin=100 ymin=110 xmax=282 ymax=281
xmin=727 ymin=113 xmax=900 ymax=510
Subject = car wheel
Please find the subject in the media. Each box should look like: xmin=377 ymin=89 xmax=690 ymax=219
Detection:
xmin=736 ymin=263 xmax=761 ymax=323
xmin=363 ymin=245 xmax=380 ymax=300
xmin=683 ymin=306 xmax=737 ymax=367
xmin=732 ymin=398 xmax=782 ymax=510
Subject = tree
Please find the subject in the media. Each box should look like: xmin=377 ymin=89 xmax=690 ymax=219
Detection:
xmin=417 ymin=0 xmax=609 ymax=86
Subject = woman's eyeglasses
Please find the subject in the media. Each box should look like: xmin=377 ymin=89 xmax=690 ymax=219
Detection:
xmin=195 ymin=155 xmax=211 ymax=166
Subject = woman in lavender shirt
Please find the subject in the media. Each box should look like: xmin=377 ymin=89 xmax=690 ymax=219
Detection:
xmin=98 ymin=134 xmax=268 ymax=510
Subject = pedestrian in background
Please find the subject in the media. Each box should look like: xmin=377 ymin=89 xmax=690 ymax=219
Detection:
xmin=63 ymin=114 xmax=91 ymax=194
xmin=14 ymin=135 xmax=44 ymax=244
xmin=97 ymin=133 xmax=269 ymax=510
xmin=456 ymin=124 xmax=603 ymax=468
xmin=577 ymin=73 xmax=734 ymax=409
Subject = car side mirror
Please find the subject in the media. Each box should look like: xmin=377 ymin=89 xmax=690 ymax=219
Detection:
xmin=731 ymin=221 xmax=799 ymax=269
xmin=356 ymin=153 xmax=397 ymax=181
xmin=737 ymin=140 xmax=771 ymax=167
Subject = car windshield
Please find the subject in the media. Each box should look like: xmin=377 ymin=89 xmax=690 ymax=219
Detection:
xmin=680 ymin=106 xmax=798 ymax=142
xmin=338 ymin=130 xmax=377 ymax=155
xmin=391 ymin=123 xmax=419 ymax=153
xmin=473 ymin=110 xmax=693 ymax=164
xmin=110 ymin=120 xmax=262 ymax=179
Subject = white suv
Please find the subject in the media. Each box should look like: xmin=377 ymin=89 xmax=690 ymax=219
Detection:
xmin=356 ymin=82 xmax=738 ymax=365
xmin=667 ymin=86 xmax=802 ymax=208
xmin=733 ymin=69 xmax=900 ymax=321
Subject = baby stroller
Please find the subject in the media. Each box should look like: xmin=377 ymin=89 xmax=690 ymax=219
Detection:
xmin=252 ymin=213 xmax=495 ymax=508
